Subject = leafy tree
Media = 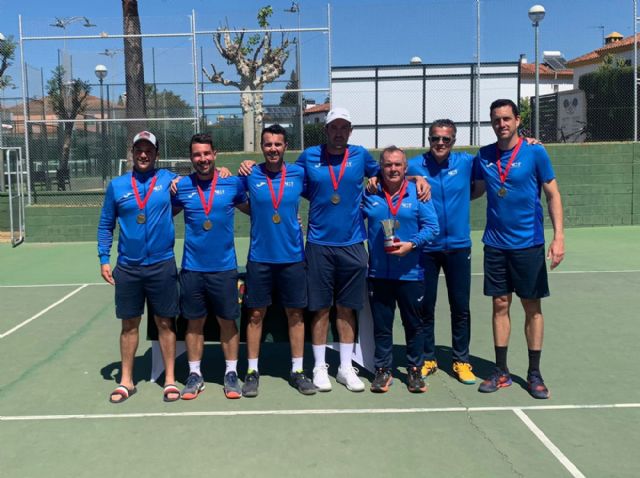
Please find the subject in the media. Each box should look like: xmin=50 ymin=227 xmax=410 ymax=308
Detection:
xmin=280 ymin=69 xmax=298 ymax=106
xmin=145 ymin=84 xmax=191 ymax=117
xmin=519 ymin=97 xmax=532 ymax=136
xmin=203 ymin=5 xmax=291 ymax=152
xmin=46 ymin=66 xmax=91 ymax=190
xmin=0 ymin=35 xmax=17 ymax=90
xmin=122 ymin=0 xmax=146 ymax=145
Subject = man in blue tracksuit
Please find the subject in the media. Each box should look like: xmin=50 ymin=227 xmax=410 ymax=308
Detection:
xmin=172 ymin=133 xmax=249 ymax=400
xmin=407 ymin=119 xmax=479 ymax=385
xmin=98 ymin=131 xmax=180 ymax=403
xmin=363 ymin=146 xmax=439 ymax=393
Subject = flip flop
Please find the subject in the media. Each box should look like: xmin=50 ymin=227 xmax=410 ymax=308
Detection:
xmin=163 ymin=384 xmax=180 ymax=402
xmin=109 ymin=385 xmax=137 ymax=404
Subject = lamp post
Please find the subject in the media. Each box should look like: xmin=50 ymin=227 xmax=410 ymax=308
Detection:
xmin=95 ymin=64 xmax=108 ymax=187
xmin=285 ymin=2 xmax=304 ymax=150
xmin=528 ymin=4 xmax=545 ymax=140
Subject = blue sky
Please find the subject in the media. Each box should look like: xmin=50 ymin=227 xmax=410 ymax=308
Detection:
xmin=0 ymin=0 xmax=636 ymax=106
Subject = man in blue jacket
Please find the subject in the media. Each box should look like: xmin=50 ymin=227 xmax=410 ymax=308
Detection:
xmin=363 ymin=146 xmax=439 ymax=393
xmin=98 ymin=131 xmax=180 ymax=403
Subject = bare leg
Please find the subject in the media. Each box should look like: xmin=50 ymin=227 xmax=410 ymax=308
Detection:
xmin=218 ymin=317 xmax=239 ymax=361
xmin=312 ymin=307 xmax=330 ymax=345
xmin=492 ymin=295 xmax=512 ymax=347
xmin=185 ymin=317 xmax=205 ymax=362
xmin=521 ymin=298 xmax=544 ymax=350
xmin=246 ymin=308 xmax=266 ymax=360
xmin=117 ymin=317 xmax=141 ymax=398
xmin=155 ymin=315 xmax=177 ymax=399
xmin=336 ymin=305 xmax=356 ymax=343
xmin=286 ymin=307 xmax=305 ymax=359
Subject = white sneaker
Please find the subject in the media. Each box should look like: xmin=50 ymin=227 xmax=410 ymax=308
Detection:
xmin=313 ymin=364 xmax=332 ymax=392
xmin=336 ymin=366 xmax=365 ymax=392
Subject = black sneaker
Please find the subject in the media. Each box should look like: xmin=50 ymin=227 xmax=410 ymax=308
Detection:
xmin=370 ymin=368 xmax=393 ymax=393
xmin=526 ymin=371 xmax=550 ymax=399
xmin=242 ymin=370 xmax=260 ymax=398
xmin=407 ymin=366 xmax=427 ymax=393
xmin=223 ymin=371 xmax=242 ymax=399
xmin=289 ymin=370 xmax=318 ymax=395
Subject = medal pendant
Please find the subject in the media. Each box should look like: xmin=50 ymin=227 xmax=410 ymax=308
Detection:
xmin=203 ymin=219 xmax=213 ymax=231
xmin=394 ymin=220 xmax=401 ymax=230
xmin=331 ymin=193 xmax=341 ymax=205
xmin=272 ymin=213 xmax=281 ymax=224
xmin=136 ymin=213 xmax=146 ymax=224
xmin=498 ymin=187 xmax=507 ymax=198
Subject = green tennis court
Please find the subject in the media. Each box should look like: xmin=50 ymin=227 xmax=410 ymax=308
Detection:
xmin=1 ymin=226 xmax=638 ymax=477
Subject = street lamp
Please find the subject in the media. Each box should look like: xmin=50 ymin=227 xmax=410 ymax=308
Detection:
xmin=284 ymin=2 xmax=304 ymax=150
xmin=528 ymin=4 xmax=545 ymax=139
xmin=95 ymin=64 xmax=108 ymax=187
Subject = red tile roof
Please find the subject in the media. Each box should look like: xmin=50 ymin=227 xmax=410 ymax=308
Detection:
xmin=304 ymin=103 xmax=330 ymax=115
xmin=567 ymin=33 xmax=640 ymax=67
xmin=520 ymin=62 xmax=573 ymax=79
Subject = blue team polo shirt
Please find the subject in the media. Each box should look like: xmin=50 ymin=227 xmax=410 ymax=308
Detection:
xmin=362 ymin=182 xmax=440 ymax=281
xmin=407 ymin=151 xmax=475 ymax=252
xmin=240 ymin=163 xmax=306 ymax=264
xmin=98 ymin=168 xmax=176 ymax=266
xmin=296 ymin=144 xmax=379 ymax=246
xmin=173 ymin=174 xmax=247 ymax=272
xmin=475 ymin=142 xmax=555 ymax=250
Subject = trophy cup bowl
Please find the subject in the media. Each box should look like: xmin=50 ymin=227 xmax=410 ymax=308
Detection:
xmin=381 ymin=219 xmax=400 ymax=253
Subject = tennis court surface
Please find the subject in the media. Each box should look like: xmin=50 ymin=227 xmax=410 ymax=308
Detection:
xmin=1 ymin=226 xmax=638 ymax=477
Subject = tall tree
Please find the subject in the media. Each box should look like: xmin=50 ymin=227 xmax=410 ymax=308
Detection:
xmin=0 ymin=35 xmax=17 ymax=90
xmin=122 ymin=0 xmax=146 ymax=145
xmin=279 ymin=69 xmax=298 ymax=106
xmin=46 ymin=66 xmax=91 ymax=190
xmin=203 ymin=6 xmax=291 ymax=152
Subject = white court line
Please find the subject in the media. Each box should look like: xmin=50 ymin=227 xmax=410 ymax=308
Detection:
xmin=0 ymin=283 xmax=106 ymax=288
xmin=0 ymin=284 xmax=89 ymax=339
xmin=1 ymin=402 xmax=639 ymax=422
xmin=514 ymin=408 xmax=586 ymax=478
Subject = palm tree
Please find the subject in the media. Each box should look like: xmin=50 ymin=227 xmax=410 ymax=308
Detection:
xmin=122 ymin=0 xmax=146 ymax=145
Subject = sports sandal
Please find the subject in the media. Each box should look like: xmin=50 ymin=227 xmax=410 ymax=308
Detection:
xmin=163 ymin=384 xmax=181 ymax=402
xmin=109 ymin=385 xmax=137 ymax=404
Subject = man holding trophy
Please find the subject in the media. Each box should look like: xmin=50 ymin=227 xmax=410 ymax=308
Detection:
xmin=362 ymin=146 xmax=439 ymax=393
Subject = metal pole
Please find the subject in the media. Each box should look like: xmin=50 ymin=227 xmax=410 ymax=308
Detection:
xmin=191 ymin=10 xmax=200 ymax=133
xmin=99 ymin=77 xmax=106 ymax=187
xmin=297 ymin=6 xmax=304 ymax=150
xmin=534 ymin=20 xmax=540 ymax=140
xmin=476 ymin=0 xmax=481 ymax=145
xmin=18 ymin=15 xmax=33 ymax=204
xmin=634 ymin=0 xmax=638 ymax=142
xmin=327 ymin=4 xmax=332 ymax=106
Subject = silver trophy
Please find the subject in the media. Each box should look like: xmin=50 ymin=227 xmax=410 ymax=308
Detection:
xmin=381 ymin=219 xmax=399 ymax=252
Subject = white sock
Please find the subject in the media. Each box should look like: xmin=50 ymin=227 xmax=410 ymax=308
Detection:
xmin=247 ymin=358 xmax=259 ymax=373
xmin=291 ymin=356 xmax=304 ymax=373
xmin=189 ymin=360 xmax=202 ymax=376
xmin=313 ymin=344 xmax=326 ymax=368
xmin=225 ymin=360 xmax=238 ymax=374
xmin=339 ymin=343 xmax=354 ymax=371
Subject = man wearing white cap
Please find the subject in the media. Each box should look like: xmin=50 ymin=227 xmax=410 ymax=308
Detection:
xmin=98 ymin=131 xmax=180 ymax=404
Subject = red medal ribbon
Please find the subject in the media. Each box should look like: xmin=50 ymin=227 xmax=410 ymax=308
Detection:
xmin=495 ymin=137 xmax=523 ymax=186
xmin=131 ymin=173 xmax=158 ymax=211
xmin=383 ymin=179 xmax=408 ymax=219
xmin=324 ymin=147 xmax=350 ymax=192
xmin=266 ymin=164 xmax=287 ymax=213
xmin=196 ymin=171 xmax=219 ymax=216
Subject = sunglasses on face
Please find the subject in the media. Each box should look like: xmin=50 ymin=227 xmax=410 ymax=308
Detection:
xmin=429 ymin=136 xmax=453 ymax=144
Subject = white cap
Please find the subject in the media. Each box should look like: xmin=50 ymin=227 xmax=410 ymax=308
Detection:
xmin=325 ymin=107 xmax=351 ymax=125
xmin=132 ymin=130 xmax=158 ymax=148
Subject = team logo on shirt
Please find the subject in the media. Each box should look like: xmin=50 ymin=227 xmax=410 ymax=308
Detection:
xmin=187 ymin=192 xmax=197 ymax=198
xmin=215 ymin=189 xmax=226 ymax=195
xmin=255 ymin=181 xmax=266 ymax=188
xmin=284 ymin=181 xmax=294 ymax=187
xmin=401 ymin=202 xmax=412 ymax=208
xmin=121 ymin=192 xmax=132 ymax=199
xmin=370 ymin=201 xmax=380 ymax=207
xmin=448 ymin=169 xmax=458 ymax=176
xmin=511 ymin=162 xmax=522 ymax=168
xmin=153 ymin=185 xmax=163 ymax=192
xmin=314 ymin=163 xmax=322 ymax=168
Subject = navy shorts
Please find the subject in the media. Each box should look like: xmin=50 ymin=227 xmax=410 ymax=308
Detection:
xmin=179 ymin=269 xmax=240 ymax=320
xmin=244 ymin=260 xmax=307 ymax=309
xmin=305 ymin=242 xmax=368 ymax=312
xmin=113 ymin=258 xmax=179 ymax=320
xmin=483 ymin=245 xmax=550 ymax=299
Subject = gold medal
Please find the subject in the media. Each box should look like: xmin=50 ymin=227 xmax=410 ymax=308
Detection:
xmin=136 ymin=213 xmax=146 ymax=224
xmin=498 ymin=187 xmax=507 ymax=198
xmin=331 ymin=193 xmax=341 ymax=205
xmin=272 ymin=213 xmax=281 ymax=224
xmin=203 ymin=219 xmax=212 ymax=231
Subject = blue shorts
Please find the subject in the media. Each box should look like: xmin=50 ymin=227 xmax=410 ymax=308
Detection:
xmin=483 ymin=245 xmax=550 ymax=299
xmin=179 ymin=269 xmax=240 ymax=320
xmin=305 ymin=242 xmax=368 ymax=312
xmin=113 ymin=258 xmax=179 ymax=320
xmin=244 ymin=260 xmax=307 ymax=309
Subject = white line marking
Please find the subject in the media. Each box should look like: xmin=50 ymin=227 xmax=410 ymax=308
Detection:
xmin=1 ymin=402 xmax=639 ymax=422
xmin=0 ymin=284 xmax=89 ymax=339
xmin=0 ymin=283 xmax=107 ymax=288
xmin=514 ymin=408 xmax=586 ymax=478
